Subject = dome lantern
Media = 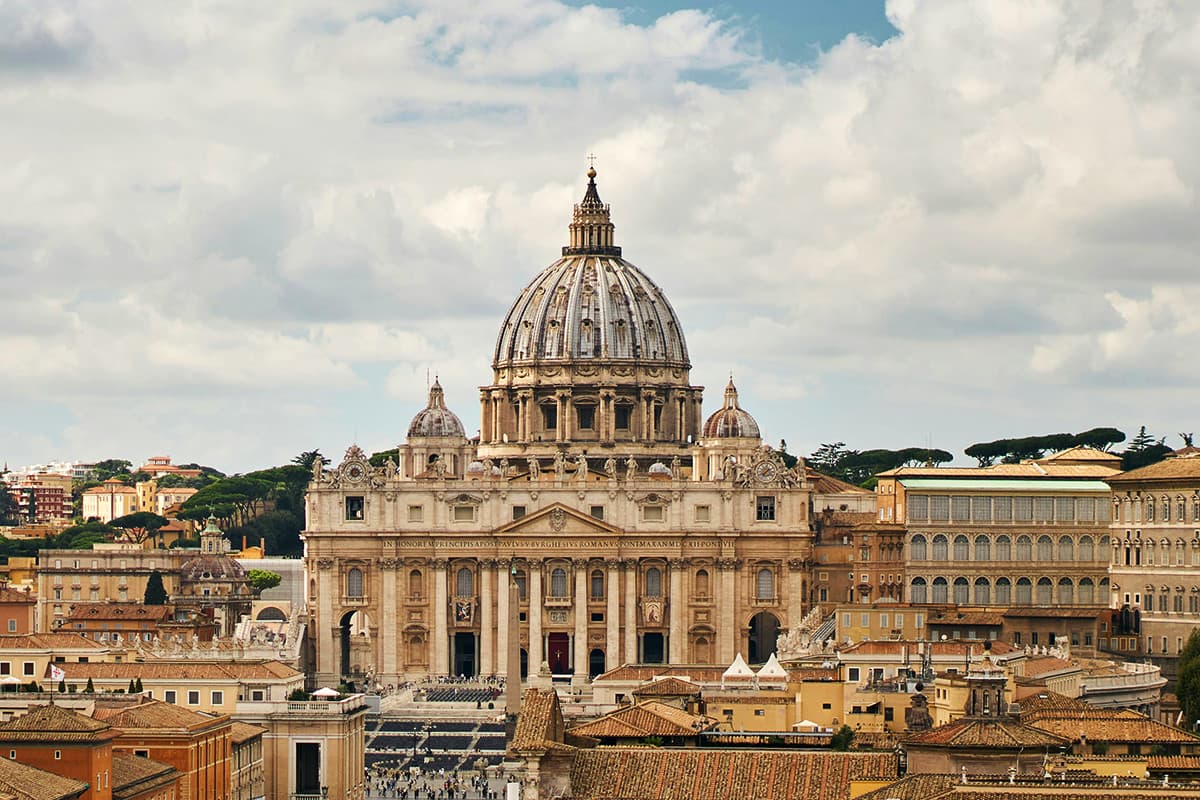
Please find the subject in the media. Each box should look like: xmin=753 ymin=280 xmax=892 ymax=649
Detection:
xmin=703 ymin=377 xmax=761 ymax=439
xmin=563 ymin=164 xmax=620 ymax=257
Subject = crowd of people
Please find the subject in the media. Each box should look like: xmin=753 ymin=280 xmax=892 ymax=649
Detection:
xmin=367 ymin=764 xmax=505 ymax=800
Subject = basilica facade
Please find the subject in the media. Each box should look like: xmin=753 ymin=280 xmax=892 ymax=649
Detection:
xmin=303 ymin=168 xmax=821 ymax=688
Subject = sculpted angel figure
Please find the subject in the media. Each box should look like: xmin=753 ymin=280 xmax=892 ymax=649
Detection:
xmin=604 ymin=457 xmax=618 ymax=480
xmin=553 ymin=451 xmax=567 ymax=481
xmin=625 ymin=456 xmax=638 ymax=482
xmin=575 ymin=454 xmax=588 ymax=482
xmin=527 ymin=457 xmax=541 ymax=481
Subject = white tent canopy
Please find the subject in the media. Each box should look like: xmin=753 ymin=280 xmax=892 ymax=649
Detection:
xmin=756 ymin=653 xmax=788 ymax=682
xmin=721 ymin=653 xmax=755 ymax=686
xmin=311 ymin=686 xmax=341 ymax=698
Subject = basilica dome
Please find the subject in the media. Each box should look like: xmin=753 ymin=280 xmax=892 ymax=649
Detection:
xmin=407 ymin=379 xmax=466 ymax=439
xmin=703 ymin=378 xmax=760 ymax=439
xmin=493 ymin=168 xmax=689 ymax=369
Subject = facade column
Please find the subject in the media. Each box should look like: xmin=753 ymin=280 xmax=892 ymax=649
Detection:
xmin=668 ymin=559 xmax=684 ymax=664
xmin=480 ymin=560 xmax=495 ymax=677
xmin=573 ymin=561 xmax=589 ymax=685
xmin=787 ymin=559 xmax=806 ymax=619
xmin=479 ymin=393 xmax=490 ymax=444
xmin=433 ymin=560 xmax=450 ymax=676
xmin=317 ymin=559 xmax=335 ymax=679
xmin=605 ymin=560 xmax=621 ymax=670
xmin=496 ymin=561 xmax=510 ymax=680
xmin=623 ymin=560 xmax=638 ymax=664
xmin=528 ymin=562 xmax=544 ymax=673
xmin=381 ymin=560 xmax=398 ymax=680
xmin=718 ymin=559 xmax=738 ymax=664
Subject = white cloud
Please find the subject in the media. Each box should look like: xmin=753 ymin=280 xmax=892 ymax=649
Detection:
xmin=2 ymin=0 xmax=1198 ymax=470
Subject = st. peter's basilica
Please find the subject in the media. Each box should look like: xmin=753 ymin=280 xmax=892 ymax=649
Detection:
xmin=304 ymin=167 xmax=845 ymax=688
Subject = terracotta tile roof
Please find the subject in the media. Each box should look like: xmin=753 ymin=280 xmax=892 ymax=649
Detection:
xmin=97 ymin=699 xmax=227 ymax=732
xmin=789 ymin=668 xmax=839 ymax=681
xmin=928 ymin=612 xmax=1006 ymax=627
xmin=231 ymin=721 xmax=267 ymax=744
xmin=0 ymin=703 xmax=116 ymax=744
xmin=568 ymin=702 xmax=716 ymax=740
xmin=56 ymin=660 xmax=300 ymax=681
xmin=807 ymin=469 xmax=873 ymax=495
xmin=840 ymin=639 xmax=1017 ymax=657
xmin=855 ymin=774 xmax=958 ymax=800
xmin=0 ymin=757 xmax=89 ymax=800
xmin=0 ymin=586 xmax=34 ymax=604
xmin=1017 ymin=691 xmax=1091 ymax=717
xmin=1028 ymin=711 xmax=1200 ymax=744
xmin=1039 ymin=447 xmax=1123 ymax=464
xmin=905 ymin=716 xmax=1069 ymax=748
xmin=67 ymin=603 xmax=171 ymax=622
xmin=0 ymin=633 xmax=107 ymax=650
xmin=1109 ymin=453 xmax=1200 ymax=483
xmin=632 ymin=677 xmax=701 ymax=697
xmin=879 ymin=459 xmax=1120 ymax=479
xmin=510 ymin=688 xmax=572 ymax=754
xmin=851 ymin=730 xmax=901 ymax=750
xmin=1022 ymin=656 xmax=1077 ymax=677
xmin=111 ymin=753 xmax=178 ymax=800
xmin=594 ymin=665 xmax=727 ymax=683
xmin=569 ymin=749 xmax=897 ymax=800
xmin=1149 ymin=755 xmax=1200 ymax=771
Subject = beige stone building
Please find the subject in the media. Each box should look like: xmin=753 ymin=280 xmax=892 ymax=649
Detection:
xmin=304 ymin=168 xmax=828 ymax=689
xmin=1107 ymin=452 xmax=1200 ymax=673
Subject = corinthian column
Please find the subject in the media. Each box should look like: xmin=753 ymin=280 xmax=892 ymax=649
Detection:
xmin=381 ymin=560 xmax=398 ymax=680
xmin=433 ymin=560 xmax=449 ymax=676
xmin=606 ymin=560 xmax=620 ymax=670
xmin=573 ymin=561 xmax=589 ymax=686
xmin=623 ymin=560 xmax=638 ymax=664
xmin=496 ymin=561 xmax=510 ymax=680
xmin=480 ymin=560 xmax=495 ymax=676
xmin=668 ymin=559 xmax=684 ymax=664
xmin=718 ymin=559 xmax=738 ymax=664
xmin=529 ymin=562 xmax=543 ymax=673
xmin=316 ymin=559 xmax=335 ymax=680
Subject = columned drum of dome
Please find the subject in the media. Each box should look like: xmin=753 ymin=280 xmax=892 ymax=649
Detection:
xmin=481 ymin=168 xmax=703 ymax=460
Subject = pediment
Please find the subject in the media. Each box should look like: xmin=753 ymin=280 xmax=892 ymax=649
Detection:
xmin=493 ymin=502 xmax=623 ymax=535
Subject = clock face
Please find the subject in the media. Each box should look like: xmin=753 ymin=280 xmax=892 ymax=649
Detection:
xmin=753 ymin=460 xmax=779 ymax=484
xmin=345 ymin=462 xmax=366 ymax=483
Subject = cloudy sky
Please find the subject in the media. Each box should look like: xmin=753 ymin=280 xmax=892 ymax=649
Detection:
xmin=2 ymin=0 xmax=1198 ymax=474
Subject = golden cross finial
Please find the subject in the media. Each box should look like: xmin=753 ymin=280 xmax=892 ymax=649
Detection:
xmin=587 ymin=153 xmax=597 ymax=169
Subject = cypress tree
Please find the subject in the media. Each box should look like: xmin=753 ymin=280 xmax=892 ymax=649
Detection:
xmin=144 ymin=570 xmax=168 ymax=605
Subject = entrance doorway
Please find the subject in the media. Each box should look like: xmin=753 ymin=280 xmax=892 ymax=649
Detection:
xmin=748 ymin=612 xmax=780 ymax=664
xmin=588 ymin=648 xmax=606 ymax=679
xmin=453 ymin=632 xmax=477 ymax=677
xmin=642 ymin=632 xmax=665 ymax=664
xmin=520 ymin=648 xmax=528 ymax=679
xmin=547 ymin=632 xmax=570 ymax=674
xmin=295 ymin=743 xmax=320 ymax=794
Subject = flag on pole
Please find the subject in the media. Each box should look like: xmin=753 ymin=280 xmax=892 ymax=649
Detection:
xmin=49 ymin=664 xmax=66 ymax=681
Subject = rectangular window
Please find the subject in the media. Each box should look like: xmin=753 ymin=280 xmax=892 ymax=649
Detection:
xmin=895 ymin=613 xmax=903 ymax=628
xmin=134 ymin=749 xmax=149 ymax=758
xmin=165 ymin=690 xmax=177 ymax=704
xmin=0 ymin=663 xmax=7 ymax=675
xmin=642 ymin=505 xmax=665 ymax=522
xmin=187 ymin=691 xmax=200 ymax=705
xmin=407 ymin=505 xmax=424 ymax=523
xmin=211 ymin=690 xmax=224 ymax=705
xmin=993 ymin=497 xmax=1012 ymax=521
xmin=756 ymin=496 xmax=776 ymax=521
xmin=589 ymin=506 xmax=605 ymax=520
xmin=614 ymin=405 xmax=632 ymax=429
xmin=971 ymin=497 xmax=991 ymax=522
xmin=511 ymin=505 xmax=526 ymax=520
xmin=576 ymin=405 xmax=596 ymax=430
xmin=1014 ymin=497 xmax=1033 ymax=521
xmin=542 ymin=405 xmax=557 ymax=430
xmin=908 ymin=495 xmax=929 ymax=521
xmin=1035 ymin=497 xmax=1054 ymax=521
xmin=915 ymin=614 xmax=924 ymax=629
xmin=930 ymin=496 xmax=950 ymax=521
xmin=694 ymin=505 xmax=711 ymax=523
xmin=951 ymin=496 xmax=970 ymax=521
xmin=880 ymin=613 xmax=889 ymax=628
xmin=453 ymin=505 xmax=476 ymax=522
xmin=819 ymin=588 xmax=828 ymax=602
xmin=861 ymin=613 xmax=870 ymax=627
xmin=21 ymin=663 xmax=33 ymax=677
xmin=590 ymin=612 xmax=604 ymax=623
xmin=842 ymin=613 xmax=851 ymax=627
xmin=344 ymin=496 xmax=365 ymax=521
xmin=1056 ymin=497 xmax=1075 ymax=521
xmin=6 ymin=621 xmax=14 ymax=633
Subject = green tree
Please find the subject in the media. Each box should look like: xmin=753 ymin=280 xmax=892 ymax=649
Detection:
xmin=293 ymin=450 xmax=331 ymax=471
xmin=85 ymin=677 xmax=95 ymax=693
xmin=809 ymin=442 xmax=855 ymax=480
xmin=247 ymin=569 xmax=282 ymax=595
xmin=128 ymin=679 xmax=136 ymax=693
xmin=0 ymin=482 xmax=19 ymax=524
xmin=830 ymin=724 xmax=855 ymax=751
xmin=1177 ymin=629 xmax=1200 ymax=729
xmin=110 ymin=512 xmax=170 ymax=545
xmin=144 ymin=571 xmax=168 ymax=605
xmin=92 ymin=459 xmax=133 ymax=480
xmin=51 ymin=521 xmax=117 ymax=549
xmin=134 ymin=677 xmax=143 ymax=693
xmin=1122 ymin=425 xmax=1172 ymax=471
xmin=369 ymin=448 xmax=399 ymax=468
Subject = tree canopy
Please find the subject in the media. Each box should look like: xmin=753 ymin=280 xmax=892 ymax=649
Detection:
xmin=807 ymin=443 xmax=952 ymax=486
xmin=110 ymin=512 xmax=170 ymax=545
xmin=0 ymin=482 xmax=19 ymax=525
xmin=143 ymin=570 xmax=168 ymax=605
xmin=964 ymin=427 xmax=1126 ymax=466
xmin=1178 ymin=629 xmax=1200 ymax=729
xmin=1121 ymin=425 xmax=1173 ymax=471
xmin=247 ymin=569 xmax=283 ymax=594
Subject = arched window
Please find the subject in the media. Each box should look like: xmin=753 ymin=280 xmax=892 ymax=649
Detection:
xmin=1147 ymin=497 xmax=1156 ymax=522
xmin=456 ymin=567 xmax=474 ymax=596
xmin=646 ymin=567 xmax=662 ymax=596
xmin=995 ymin=577 xmax=1011 ymax=605
xmin=974 ymin=536 xmax=990 ymax=561
xmin=695 ymin=569 xmax=710 ymax=597
xmin=973 ymin=577 xmax=991 ymax=604
xmin=911 ymin=535 xmax=927 ymax=561
xmin=1163 ymin=496 xmax=1171 ymax=522
xmin=1178 ymin=540 xmax=1187 ymax=566
xmin=953 ymin=536 xmax=969 ymax=561
xmin=1058 ymin=536 xmax=1074 ymax=562
xmin=1078 ymin=577 xmax=1094 ymax=605
xmin=1016 ymin=536 xmax=1032 ymax=561
xmin=590 ymin=570 xmax=604 ymax=600
xmin=1016 ymin=577 xmax=1032 ymax=605
xmin=1058 ymin=578 xmax=1074 ymax=605
xmin=932 ymin=535 xmax=948 ymax=561
xmin=1037 ymin=536 xmax=1053 ymax=561
xmin=515 ymin=570 xmax=528 ymax=601
xmin=953 ymin=577 xmax=969 ymax=604
xmin=550 ymin=567 xmax=568 ymax=597
xmin=1176 ymin=592 xmax=1185 ymax=613
xmin=1078 ymin=536 xmax=1094 ymax=562
xmin=932 ymin=577 xmax=948 ymax=604
xmin=757 ymin=569 xmax=775 ymax=600
xmin=910 ymin=578 xmax=927 ymax=604
xmin=347 ymin=567 xmax=364 ymax=598
xmin=1178 ymin=496 xmax=1186 ymax=521
xmin=1036 ymin=577 xmax=1052 ymax=605
xmin=409 ymin=569 xmax=423 ymax=597
xmin=995 ymin=536 xmax=1011 ymax=561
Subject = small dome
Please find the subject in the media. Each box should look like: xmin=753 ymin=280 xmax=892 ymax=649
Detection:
xmin=181 ymin=555 xmax=246 ymax=582
xmin=703 ymin=378 xmax=760 ymax=439
xmin=465 ymin=460 xmax=486 ymax=477
xmin=648 ymin=462 xmax=672 ymax=476
xmin=408 ymin=378 xmax=466 ymax=439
